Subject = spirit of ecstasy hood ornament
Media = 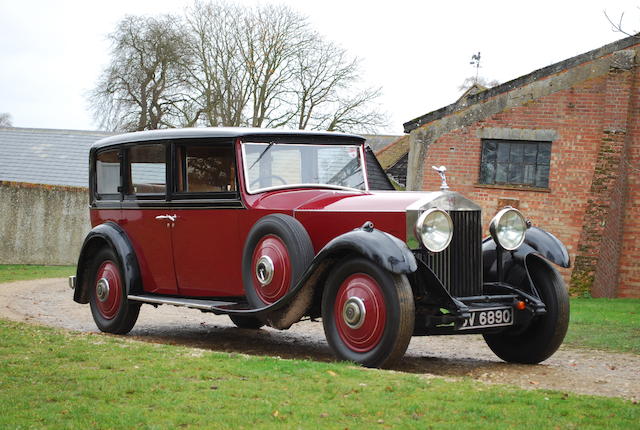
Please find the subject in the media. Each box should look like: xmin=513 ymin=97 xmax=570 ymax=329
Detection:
xmin=432 ymin=165 xmax=449 ymax=190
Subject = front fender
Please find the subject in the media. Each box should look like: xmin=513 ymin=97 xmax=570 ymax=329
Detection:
xmin=73 ymin=222 xmax=142 ymax=304
xmin=314 ymin=222 xmax=417 ymax=274
xmin=482 ymin=226 xmax=570 ymax=287
xmin=213 ymin=223 xmax=417 ymax=326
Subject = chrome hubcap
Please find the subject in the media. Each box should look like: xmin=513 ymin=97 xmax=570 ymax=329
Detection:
xmin=342 ymin=297 xmax=366 ymax=329
xmin=96 ymin=277 xmax=110 ymax=302
xmin=255 ymin=255 xmax=274 ymax=286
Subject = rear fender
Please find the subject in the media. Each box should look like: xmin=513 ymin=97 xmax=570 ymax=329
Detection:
xmin=73 ymin=222 xmax=142 ymax=304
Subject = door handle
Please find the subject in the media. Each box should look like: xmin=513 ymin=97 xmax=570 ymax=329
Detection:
xmin=155 ymin=214 xmax=177 ymax=222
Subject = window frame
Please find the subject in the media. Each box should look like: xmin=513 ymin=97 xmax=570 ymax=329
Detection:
xmin=93 ymin=147 xmax=123 ymax=202
xmin=478 ymin=138 xmax=552 ymax=190
xmin=169 ymin=139 xmax=240 ymax=201
xmin=123 ymin=142 xmax=170 ymax=202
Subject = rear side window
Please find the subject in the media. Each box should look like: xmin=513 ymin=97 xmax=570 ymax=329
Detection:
xmin=96 ymin=149 xmax=120 ymax=198
xmin=126 ymin=144 xmax=167 ymax=196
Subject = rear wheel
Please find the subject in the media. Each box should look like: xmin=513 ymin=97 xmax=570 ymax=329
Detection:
xmin=483 ymin=257 xmax=569 ymax=364
xmin=88 ymin=248 xmax=140 ymax=334
xmin=322 ymin=257 xmax=414 ymax=368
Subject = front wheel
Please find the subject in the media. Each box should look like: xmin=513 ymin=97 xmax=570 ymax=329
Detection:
xmin=322 ymin=257 xmax=415 ymax=368
xmin=88 ymin=248 xmax=140 ymax=334
xmin=483 ymin=256 xmax=569 ymax=364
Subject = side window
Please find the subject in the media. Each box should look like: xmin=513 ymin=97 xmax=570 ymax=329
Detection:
xmin=126 ymin=144 xmax=167 ymax=196
xmin=176 ymin=144 xmax=236 ymax=195
xmin=96 ymin=149 xmax=120 ymax=198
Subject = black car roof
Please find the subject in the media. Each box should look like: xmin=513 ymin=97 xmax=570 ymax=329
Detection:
xmin=91 ymin=127 xmax=365 ymax=150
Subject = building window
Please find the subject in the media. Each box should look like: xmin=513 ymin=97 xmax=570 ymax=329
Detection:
xmin=479 ymin=139 xmax=551 ymax=188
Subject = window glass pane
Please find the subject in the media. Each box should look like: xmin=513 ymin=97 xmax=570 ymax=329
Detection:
xmin=537 ymin=143 xmax=551 ymax=165
xmin=482 ymin=140 xmax=497 ymax=162
xmin=497 ymin=143 xmax=510 ymax=162
xmin=480 ymin=160 xmax=495 ymax=184
xmin=508 ymin=163 xmax=523 ymax=184
xmin=128 ymin=145 xmax=166 ymax=195
xmin=509 ymin=143 xmax=524 ymax=164
xmin=96 ymin=150 xmax=120 ymax=195
xmin=178 ymin=145 xmax=235 ymax=193
xmin=271 ymin=147 xmax=302 ymax=184
xmin=535 ymin=165 xmax=550 ymax=188
xmin=495 ymin=163 xmax=508 ymax=183
xmin=524 ymin=144 xmax=538 ymax=164
xmin=523 ymin=165 xmax=536 ymax=185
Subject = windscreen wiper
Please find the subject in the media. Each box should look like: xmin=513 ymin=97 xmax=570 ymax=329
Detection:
xmin=248 ymin=141 xmax=275 ymax=170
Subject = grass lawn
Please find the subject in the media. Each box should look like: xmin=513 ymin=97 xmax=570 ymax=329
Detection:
xmin=0 ymin=319 xmax=638 ymax=430
xmin=0 ymin=264 xmax=75 ymax=283
xmin=565 ymin=298 xmax=640 ymax=354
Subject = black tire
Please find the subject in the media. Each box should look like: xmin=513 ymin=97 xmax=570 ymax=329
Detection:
xmin=483 ymin=257 xmax=569 ymax=364
xmin=242 ymin=214 xmax=314 ymax=309
xmin=88 ymin=247 xmax=141 ymax=334
xmin=321 ymin=257 xmax=415 ymax=368
xmin=229 ymin=315 xmax=264 ymax=329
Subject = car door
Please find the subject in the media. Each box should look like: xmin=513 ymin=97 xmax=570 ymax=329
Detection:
xmin=169 ymin=140 xmax=244 ymax=297
xmin=120 ymin=143 xmax=179 ymax=295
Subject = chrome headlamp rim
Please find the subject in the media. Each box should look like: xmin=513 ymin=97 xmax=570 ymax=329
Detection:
xmin=415 ymin=208 xmax=453 ymax=253
xmin=489 ymin=207 xmax=526 ymax=251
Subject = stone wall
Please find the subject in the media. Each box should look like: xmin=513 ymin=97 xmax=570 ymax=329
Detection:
xmin=0 ymin=182 xmax=90 ymax=265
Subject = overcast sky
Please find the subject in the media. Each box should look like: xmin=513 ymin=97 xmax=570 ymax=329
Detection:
xmin=1 ymin=0 xmax=638 ymax=135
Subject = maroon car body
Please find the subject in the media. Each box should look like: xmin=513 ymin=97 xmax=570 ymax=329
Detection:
xmin=72 ymin=128 xmax=571 ymax=368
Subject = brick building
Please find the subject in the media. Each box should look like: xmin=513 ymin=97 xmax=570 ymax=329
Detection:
xmin=381 ymin=35 xmax=640 ymax=298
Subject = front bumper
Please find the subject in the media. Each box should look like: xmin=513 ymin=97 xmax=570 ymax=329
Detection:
xmin=415 ymin=282 xmax=546 ymax=336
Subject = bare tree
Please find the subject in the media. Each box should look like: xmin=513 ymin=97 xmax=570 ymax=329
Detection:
xmin=237 ymin=4 xmax=313 ymax=128
xmin=90 ymin=15 xmax=191 ymax=131
xmin=0 ymin=113 xmax=12 ymax=127
xmin=604 ymin=10 xmax=639 ymax=37
xmin=90 ymin=1 xmax=387 ymax=133
xmin=458 ymin=76 xmax=500 ymax=92
xmin=182 ymin=1 xmax=251 ymax=127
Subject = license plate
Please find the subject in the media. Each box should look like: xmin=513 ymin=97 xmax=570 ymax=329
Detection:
xmin=459 ymin=307 xmax=514 ymax=330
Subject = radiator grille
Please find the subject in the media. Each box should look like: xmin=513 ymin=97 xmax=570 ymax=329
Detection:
xmin=420 ymin=210 xmax=482 ymax=297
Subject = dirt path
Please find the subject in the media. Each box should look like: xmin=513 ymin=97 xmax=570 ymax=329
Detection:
xmin=1 ymin=278 xmax=638 ymax=401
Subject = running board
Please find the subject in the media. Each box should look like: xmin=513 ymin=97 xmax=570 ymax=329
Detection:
xmin=128 ymin=294 xmax=238 ymax=311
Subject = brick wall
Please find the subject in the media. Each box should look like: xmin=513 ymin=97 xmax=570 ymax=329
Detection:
xmin=412 ymin=49 xmax=639 ymax=298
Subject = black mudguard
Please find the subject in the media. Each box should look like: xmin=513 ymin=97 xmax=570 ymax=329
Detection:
xmin=215 ymin=222 xmax=418 ymax=321
xmin=73 ymin=222 xmax=143 ymax=304
xmin=482 ymin=226 xmax=570 ymax=292
xmin=313 ymin=222 xmax=417 ymax=274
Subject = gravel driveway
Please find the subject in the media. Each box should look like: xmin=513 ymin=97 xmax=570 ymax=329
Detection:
xmin=2 ymin=278 xmax=638 ymax=401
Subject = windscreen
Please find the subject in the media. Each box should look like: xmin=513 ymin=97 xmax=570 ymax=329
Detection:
xmin=242 ymin=142 xmax=366 ymax=193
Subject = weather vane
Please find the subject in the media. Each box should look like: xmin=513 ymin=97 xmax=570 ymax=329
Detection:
xmin=470 ymin=51 xmax=481 ymax=84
